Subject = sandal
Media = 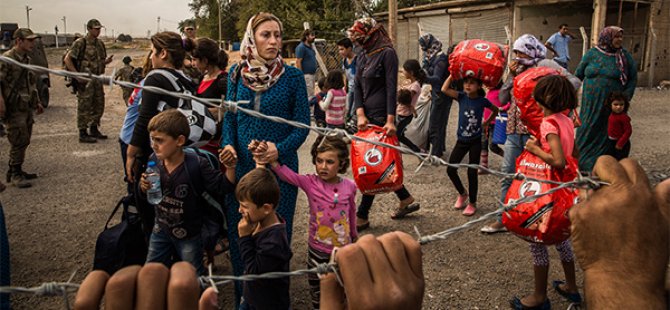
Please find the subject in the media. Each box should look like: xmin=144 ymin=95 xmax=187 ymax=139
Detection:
xmin=509 ymin=296 xmax=551 ymax=310
xmin=552 ymin=280 xmax=582 ymax=303
xmin=391 ymin=202 xmax=420 ymax=219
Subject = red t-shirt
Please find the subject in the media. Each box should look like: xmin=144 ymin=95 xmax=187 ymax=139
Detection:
xmin=607 ymin=112 xmax=632 ymax=149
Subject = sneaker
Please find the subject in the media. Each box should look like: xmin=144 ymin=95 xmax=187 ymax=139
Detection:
xmin=453 ymin=193 xmax=468 ymax=210
xmin=480 ymin=222 xmax=508 ymax=234
xmin=462 ymin=203 xmax=476 ymax=216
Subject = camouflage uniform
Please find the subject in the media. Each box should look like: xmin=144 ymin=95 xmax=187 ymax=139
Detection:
xmin=70 ymin=34 xmax=107 ymax=133
xmin=114 ymin=64 xmax=134 ymax=104
xmin=0 ymin=45 xmax=39 ymax=187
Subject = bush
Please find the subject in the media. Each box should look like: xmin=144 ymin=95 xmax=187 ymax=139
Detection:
xmin=116 ymin=34 xmax=133 ymax=42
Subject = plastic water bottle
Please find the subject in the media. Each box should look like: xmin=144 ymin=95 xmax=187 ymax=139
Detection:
xmin=146 ymin=161 xmax=163 ymax=205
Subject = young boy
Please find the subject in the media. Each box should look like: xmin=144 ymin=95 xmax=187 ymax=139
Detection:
xmin=337 ymin=38 xmax=357 ymax=118
xmin=309 ymin=77 xmax=327 ymax=128
xmin=236 ymin=168 xmax=292 ymax=310
xmin=140 ymin=110 xmax=236 ymax=275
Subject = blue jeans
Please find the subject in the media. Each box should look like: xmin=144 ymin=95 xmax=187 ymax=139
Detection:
xmin=146 ymin=226 xmax=205 ymax=275
xmin=497 ymin=134 xmax=530 ymax=222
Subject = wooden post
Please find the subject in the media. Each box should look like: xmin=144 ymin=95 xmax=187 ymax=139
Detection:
xmin=580 ymin=26 xmax=589 ymax=56
xmin=388 ymin=0 xmax=398 ymax=45
xmin=648 ymin=26 xmax=657 ymax=87
xmin=590 ymin=0 xmax=607 ymax=48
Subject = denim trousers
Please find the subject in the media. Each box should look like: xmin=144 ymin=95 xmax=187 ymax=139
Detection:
xmin=146 ymin=226 xmax=205 ymax=275
xmin=497 ymin=133 xmax=530 ymax=222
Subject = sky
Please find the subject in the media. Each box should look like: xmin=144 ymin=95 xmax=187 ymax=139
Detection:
xmin=1 ymin=0 xmax=193 ymax=37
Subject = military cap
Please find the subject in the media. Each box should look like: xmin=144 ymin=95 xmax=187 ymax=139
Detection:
xmin=13 ymin=28 xmax=40 ymax=40
xmin=87 ymin=19 xmax=103 ymax=29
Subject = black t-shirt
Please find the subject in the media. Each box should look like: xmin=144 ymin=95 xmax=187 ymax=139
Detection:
xmin=239 ymin=218 xmax=292 ymax=310
xmin=197 ymin=72 xmax=228 ymax=99
xmin=130 ymin=68 xmax=196 ymax=156
xmin=152 ymin=152 xmax=235 ymax=239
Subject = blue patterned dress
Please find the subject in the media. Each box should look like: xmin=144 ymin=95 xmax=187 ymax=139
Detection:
xmin=222 ymin=64 xmax=310 ymax=304
xmin=575 ymin=48 xmax=636 ymax=172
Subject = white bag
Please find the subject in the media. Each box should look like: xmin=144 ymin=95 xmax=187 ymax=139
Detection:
xmin=403 ymin=84 xmax=432 ymax=150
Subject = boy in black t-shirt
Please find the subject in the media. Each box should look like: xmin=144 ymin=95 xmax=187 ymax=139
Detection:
xmin=236 ymin=168 xmax=292 ymax=310
xmin=140 ymin=110 xmax=236 ymax=275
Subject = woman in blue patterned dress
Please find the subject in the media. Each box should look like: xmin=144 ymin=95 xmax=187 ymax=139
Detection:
xmin=221 ymin=12 xmax=310 ymax=306
xmin=575 ymin=26 xmax=637 ymax=172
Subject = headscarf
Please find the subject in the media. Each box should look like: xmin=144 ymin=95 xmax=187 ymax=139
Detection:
xmin=348 ymin=17 xmax=393 ymax=54
xmin=597 ymin=26 xmax=628 ymax=85
xmin=418 ymin=33 xmax=443 ymax=62
xmin=512 ymin=34 xmax=547 ymax=67
xmin=234 ymin=14 xmax=285 ymax=92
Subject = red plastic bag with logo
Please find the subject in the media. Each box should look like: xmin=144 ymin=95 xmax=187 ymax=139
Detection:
xmin=512 ymin=67 xmax=561 ymax=138
xmin=502 ymin=151 xmax=579 ymax=244
xmin=351 ymin=126 xmax=404 ymax=195
xmin=448 ymin=39 xmax=507 ymax=88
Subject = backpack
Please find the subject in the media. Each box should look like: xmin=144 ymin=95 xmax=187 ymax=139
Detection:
xmin=93 ymin=196 xmax=148 ymax=274
xmin=146 ymin=69 xmax=218 ymax=147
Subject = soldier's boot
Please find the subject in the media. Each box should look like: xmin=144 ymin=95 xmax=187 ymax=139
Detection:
xmin=89 ymin=125 xmax=108 ymax=140
xmin=17 ymin=165 xmax=37 ymax=180
xmin=9 ymin=165 xmax=31 ymax=188
xmin=79 ymin=130 xmax=97 ymax=143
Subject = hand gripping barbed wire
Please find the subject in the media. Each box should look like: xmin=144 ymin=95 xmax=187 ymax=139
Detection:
xmin=0 ymin=55 xmax=605 ymax=306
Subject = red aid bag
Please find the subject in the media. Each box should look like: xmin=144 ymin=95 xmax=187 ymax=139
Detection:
xmin=513 ymin=67 xmax=561 ymax=138
xmin=448 ymin=39 xmax=507 ymax=88
xmin=502 ymin=151 xmax=579 ymax=245
xmin=351 ymin=126 xmax=404 ymax=195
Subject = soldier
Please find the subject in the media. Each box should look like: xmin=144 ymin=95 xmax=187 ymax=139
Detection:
xmin=113 ymin=56 xmax=135 ymax=104
xmin=64 ymin=19 xmax=113 ymax=143
xmin=0 ymin=28 xmax=44 ymax=188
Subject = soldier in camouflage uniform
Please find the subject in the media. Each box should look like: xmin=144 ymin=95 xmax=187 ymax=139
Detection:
xmin=0 ymin=28 xmax=44 ymax=188
xmin=113 ymin=56 xmax=135 ymax=104
xmin=64 ymin=19 xmax=113 ymax=143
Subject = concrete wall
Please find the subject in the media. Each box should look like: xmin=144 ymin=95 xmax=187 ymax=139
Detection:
xmin=645 ymin=0 xmax=669 ymax=86
xmin=514 ymin=1 xmax=594 ymax=73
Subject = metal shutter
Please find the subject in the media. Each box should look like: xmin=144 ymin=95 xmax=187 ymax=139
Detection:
xmin=419 ymin=14 xmax=451 ymax=46
xmin=450 ymin=7 xmax=512 ymax=45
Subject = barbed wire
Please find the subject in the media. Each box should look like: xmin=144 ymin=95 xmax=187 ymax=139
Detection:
xmin=0 ymin=55 xmax=597 ymax=307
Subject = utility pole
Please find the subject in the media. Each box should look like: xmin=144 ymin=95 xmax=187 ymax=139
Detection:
xmin=62 ymin=16 xmax=67 ymax=34
xmin=218 ymin=0 xmax=222 ymax=48
xmin=388 ymin=0 xmax=397 ymax=45
xmin=25 ymin=5 xmax=33 ymax=28
xmin=157 ymin=17 xmax=161 ymax=34
xmin=54 ymin=25 xmax=59 ymax=48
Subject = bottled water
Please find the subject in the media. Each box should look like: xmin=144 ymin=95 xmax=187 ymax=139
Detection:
xmin=146 ymin=161 xmax=163 ymax=205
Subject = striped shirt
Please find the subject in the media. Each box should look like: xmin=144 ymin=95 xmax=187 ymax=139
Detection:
xmin=319 ymin=88 xmax=347 ymax=126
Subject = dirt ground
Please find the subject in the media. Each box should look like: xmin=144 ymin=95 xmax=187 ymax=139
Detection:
xmin=2 ymin=46 xmax=669 ymax=310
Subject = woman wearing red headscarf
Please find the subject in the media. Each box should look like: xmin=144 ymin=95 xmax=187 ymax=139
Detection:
xmin=575 ymin=26 xmax=637 ymax=173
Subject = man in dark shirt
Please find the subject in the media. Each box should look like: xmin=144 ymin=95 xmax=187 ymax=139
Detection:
xmin=419 ymin=33 xmax=452 ymax=158
xmin=236 ymin=168 xmax=292 ymax=310
xmin=296 ymin=29 xmax=318 ymax=99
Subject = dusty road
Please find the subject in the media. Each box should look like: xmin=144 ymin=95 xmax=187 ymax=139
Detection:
xmin=2 ymin=46 xmax=668 ymax=309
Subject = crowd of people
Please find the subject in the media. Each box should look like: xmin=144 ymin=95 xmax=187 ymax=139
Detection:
xmin=0 ymin=9 xmax=662 ymax=310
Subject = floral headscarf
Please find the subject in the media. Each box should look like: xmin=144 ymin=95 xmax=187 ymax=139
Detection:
xmin=512 ymin=34 xmax=547 ymax=67
xmin=235 ymin=14 xmax=285 ymax=92
xmin=418 ymin=33 xmax=443 ymax=63
xmin=348 ymin=17 xmax=393 ymax=53
xmin=597 ymin=26 xmax=628 ymax=85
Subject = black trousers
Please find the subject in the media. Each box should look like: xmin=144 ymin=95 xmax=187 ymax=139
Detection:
xmin=397 ymin=115 xmax=421 ymax=152
xmin=428 ymin=95 xmax=453 ymax=157
xmin=447 ymin=138 xmax=482 ymax=203
xmin=605 ymin=139 xmax=631 ymax=160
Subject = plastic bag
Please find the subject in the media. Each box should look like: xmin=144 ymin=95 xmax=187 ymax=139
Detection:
xmin=502 ymin=151 xmax=579 ymax=244
xmin=351 ymin=126 xmax=404 ymax=195
xmin=512 ymin=67 xmax=561 ymax=138
xmin=448 ymin=39 xmax=507 ymax=88
xmin=403 ymin=84 xmax=432 ymax=150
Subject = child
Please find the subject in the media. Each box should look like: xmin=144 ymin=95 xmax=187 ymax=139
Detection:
xmin=516 ymin=75 xmax=581 ymax=309
xmin=319 ymin=70 xmax=348 ymax=129
xmin=397 ymin=59 xmax=424 ymax=153
xmin=605 ymin=91 xmax=632 ymax=160
xmin=479 ymin=82 xmax=507 ymax=173
xmin=440 ymin=76 xmax=498 ymax=216
xmin=309 ymin=77 xmax=327 ymax=128
xmin=268 ymin=135 xmax=357 ymax=309
xmin=113 ymin=56 xmax=135 ymax=104
xmin=139 ymin=110 xmax=236 ymax=275
xmin=236 ymin=168 xmax=292 ymax=310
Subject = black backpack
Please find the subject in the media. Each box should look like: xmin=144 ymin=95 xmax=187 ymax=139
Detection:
xmin=93 ymin=196 xmax=147 ymax=274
